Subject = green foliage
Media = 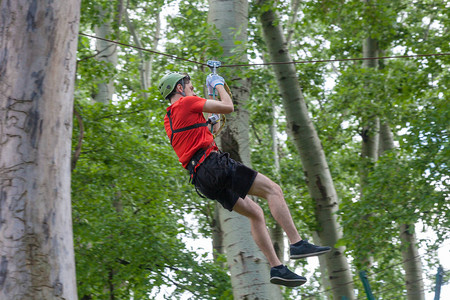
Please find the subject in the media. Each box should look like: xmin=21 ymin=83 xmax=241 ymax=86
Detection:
xmin=74 ymin=1 xmax=237 ymax=297
xmin=72 ymin=0 xmax=449 ymax=298
xmin=72 ymin=87 xmax=231 ymax=298
xmin=250 ymin=0 xmax=449 ymax=297
xmin=164 ymin=0 xmax=223 ymax=71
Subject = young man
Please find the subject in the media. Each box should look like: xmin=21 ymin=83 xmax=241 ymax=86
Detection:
xmin=159 ymin=72 xmax=331 ymax=287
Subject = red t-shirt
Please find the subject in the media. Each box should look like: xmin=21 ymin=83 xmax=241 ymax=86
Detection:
xmin=164 ymin=96 xmax=218 ymax=168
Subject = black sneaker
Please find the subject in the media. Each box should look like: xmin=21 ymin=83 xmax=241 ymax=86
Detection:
xmin=270 ymin=265 xmax=307 ymax=287
xmin=290 ymin=239 xmax=332 ymax=259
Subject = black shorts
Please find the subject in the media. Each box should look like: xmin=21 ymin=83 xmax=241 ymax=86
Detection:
xmin=192 ymin=152 xmax=258 ymax=211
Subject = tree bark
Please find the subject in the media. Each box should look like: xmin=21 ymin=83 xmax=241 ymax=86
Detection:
xmin=379 ymin=123 xmax=425 ymax=300
xmin=268 ymin=101 xmax=284 ymax=262
xmin=399 ymin=224 xmax=425 ymax=300
xmin=286 ymin=0 xmax=301 ymax=47
xmin=357 ymin=22 xmax=380 ymax=269
xmin=312 ymin=231 xmax=332 ymax=297
xmin=360 ymin=19 xmax=380 ymax=187
xmin=211 ymin=202 xmax=224 ymax=262
xmin=378 ymin=122 xmax=395 ymax=153
xmin=94 ymin=2 xmax=123 ymax=103
xmin=360 ymin=26 xmax=380 ymax=179
xmin=208 ymin=0 xmax=282 ymax=298
xmin=0 ymin=0 xmax=81 ymax=299
xmin=125 ymin=7 xmax=161 ymax=96
xmin=269 ymin=224 xmax=284 ymax=264
xmin=259 ymin=3 xmax=355 ymax=299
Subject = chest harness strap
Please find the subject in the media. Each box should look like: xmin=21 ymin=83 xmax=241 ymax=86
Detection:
xmin=167 ymin=110 xmax=215 ymax=198
xmin=167 ymin=110 xmax=218 ymax=199
xmin=166 ymin=110 xmax=210 ymax=145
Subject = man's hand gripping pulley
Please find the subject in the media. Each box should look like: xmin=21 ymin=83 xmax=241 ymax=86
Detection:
xmin=205 ymin=60 xmax=230 ymax=136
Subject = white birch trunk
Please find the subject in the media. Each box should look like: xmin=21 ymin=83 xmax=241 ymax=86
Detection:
xmin=357 ymin=31 xmax=380 ymax=268
xmin=94 ymin=5 xmax=119 ymax=103
xmin=312 ymin=231 xmax=332 ymax=297
xmin=125 ymin=9 xmax=161 ymax=95
xmin=360 ymin=30 xmax=380 ymax=174
xmin=379 ymin=123 xmax=425 ymax=300
xmin=0 ymin=0 xmax=80 ymax=298
xmin=399 ymin=224 xmax=425 ymax=300
xmin=269 ymin=103 xmax=280 ymax=173
xmin=378 ymin=122 xmax=395 ymax=153
xmin=208 ymin=1 xmax=282 ymax=298
xmin=268 ymin=102 xmax=285 ymax=262
xmin=211 ymin=202 xmax=224 ymax=263
xmin=360 ymin=32 xmax=380 ymax=167
xmin=259 ymin=4 xmax=355 ymax=299
xmin=147 ymin=11 xmax=161 ymax=88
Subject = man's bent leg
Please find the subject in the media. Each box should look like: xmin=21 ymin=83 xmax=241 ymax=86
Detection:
xmin=233 ymin=196 xmax=281 ymax=267
xmin=247 ymin=173 xmax=332 ymax=260
xmin=233 ymin=196 xmax=307 ymax=287
xmin=247 ymin=173 xmax=301 ymax=244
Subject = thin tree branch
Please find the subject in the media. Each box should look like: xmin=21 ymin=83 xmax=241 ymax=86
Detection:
xmin=72 ymin=106 xmax=85 ymax=171
xmin=286 ymin=0 xmax=301 ymax=46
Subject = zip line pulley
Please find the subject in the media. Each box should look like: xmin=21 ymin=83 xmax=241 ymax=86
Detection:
xmin=205 ymin=60 xmax=228 ymax=137
xmin=207 ymin=60 xmax=221 ymax=75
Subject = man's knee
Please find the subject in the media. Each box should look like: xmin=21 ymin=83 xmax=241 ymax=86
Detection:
xmin=249 ymin=173 xmax=283 ymax=200
xmin=268 ymin=181 xmax=283 ymax=199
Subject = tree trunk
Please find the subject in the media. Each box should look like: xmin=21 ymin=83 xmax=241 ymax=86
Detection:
xmin=379 ymin=123 xmax=425 ymax=300
xmin=268 ymin=100 xmax=285 ymax=262
xmin=125 ymin=8 xmax=161 ymax=96
xmin=259 ymin=3 xmax=355 ymax=299
xmin=399 ymin=224 xmax=425 ymax=300
xmin=360 ymin=23 xmax=380 ymax=187
xmin=212 ymin=202 xmax=224 ymax=262
xmin=356 ymin=25 xmax=380 ymax=269
xmin=360 ymin=26 xmax=379 ymax=180
xmin=0 ymin=0 xmax=80 ymax=299
xmin=269 ymin=225 xmax=284 ymax=264
xmin=94 ymin=2 xmax=123 ymax=103
xmin=208 ymin=0 xmax=282 ymax=298
xmin=147 ymin=10 xmax=161 ymax=88
xmin=378 ymin=122 xmax=395 ymax=153
xmin=313 ymin=231 xmax=332 ymax=298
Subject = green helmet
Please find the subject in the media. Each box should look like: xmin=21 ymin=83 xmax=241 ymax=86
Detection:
xmin=158 ymin=72 xmax=188 ymax=99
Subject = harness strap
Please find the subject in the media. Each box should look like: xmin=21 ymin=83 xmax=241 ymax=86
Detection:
xmin=186 ymin=148 xmax=208 ymax=199
xmin=167 ymin=110 xmax=209 ymax=145
xmin=166 ymin=109 xmax=217 ymax=199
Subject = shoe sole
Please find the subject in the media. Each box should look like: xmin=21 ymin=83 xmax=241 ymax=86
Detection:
xmin=290 ymin=248 xmax=331 ymax=259
xmin=270 ymin=277 xmax=307 ymax=287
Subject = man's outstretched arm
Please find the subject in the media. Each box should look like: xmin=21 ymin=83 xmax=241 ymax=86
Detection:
xmin=203 ymin=76 xmax=234 ymax=114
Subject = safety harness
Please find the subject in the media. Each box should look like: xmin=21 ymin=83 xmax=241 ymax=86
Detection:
xmin=165 ymin=60 xmax=231 ymax=198
xmin=166 ymin=109 xmax=211 ymax=145
xmin=166 ymin=109 xmax=215 ymax=198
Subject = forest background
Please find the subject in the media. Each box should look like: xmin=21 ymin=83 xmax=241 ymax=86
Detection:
xmin=70 ymin=0 xmax=449 ymax=299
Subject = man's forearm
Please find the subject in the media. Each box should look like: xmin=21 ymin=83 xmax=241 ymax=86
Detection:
xmin=215 ymin=85 xmax=233 ymax=109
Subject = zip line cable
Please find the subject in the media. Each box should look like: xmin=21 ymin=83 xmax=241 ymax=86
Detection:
xmin=389 ymin=288 xmax=429 ymax=300
xmin=78 ymin=32 xmax=450 ymax=67
xmin=302 ymin=279 xmax=357 ymax=298
xmin=301 ymin=240 xmax=450 ymax=299
xmin=377 ymin=277 xmax=424 ymax=296
xmin=355 ymin=241 xmax=450 ymax=277
xmin=223 ymin=52 xmax=450 ymax=67
xmin=365 ymin=254 xmax=422 ymax=276
xmin=78 ymin=33 xmax=208 ymax=67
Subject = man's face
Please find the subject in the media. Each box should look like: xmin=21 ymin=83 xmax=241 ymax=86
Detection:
xmin=182 ymin=80 xmax=196 ymax=97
